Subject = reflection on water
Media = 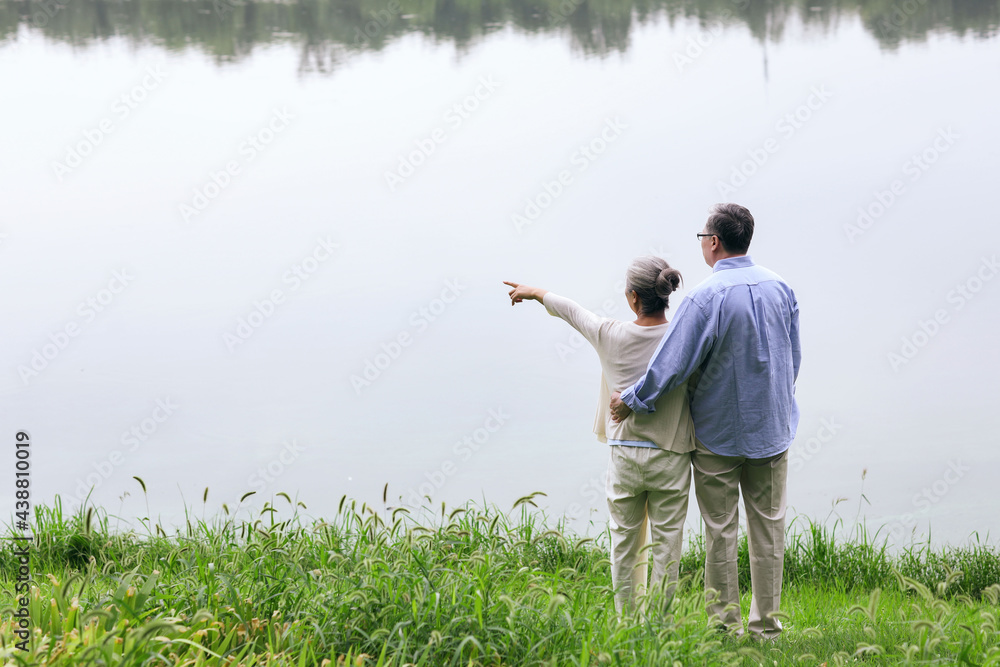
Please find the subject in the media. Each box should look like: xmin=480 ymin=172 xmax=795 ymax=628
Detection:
xmin=2 ymin=0 xmax=999 ymax=546
xmin=2 ymin=0 xmax=998 ymax=70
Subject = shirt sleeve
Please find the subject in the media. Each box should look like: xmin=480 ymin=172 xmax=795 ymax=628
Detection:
xmin=790 ymin=292 xmax=801 ymax=382
xmin=542 ymin=292 xmax=605 ymax=349
xmin=620 ymin=295 xmax=716 ymax=414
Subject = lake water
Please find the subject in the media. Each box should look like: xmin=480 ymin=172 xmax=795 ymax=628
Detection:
xmin=2 ymin=0 xmax=998 ymax=546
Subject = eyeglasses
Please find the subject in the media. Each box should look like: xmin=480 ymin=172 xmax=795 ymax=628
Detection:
xmin=696 ymin=233 xmax=716 ymax=240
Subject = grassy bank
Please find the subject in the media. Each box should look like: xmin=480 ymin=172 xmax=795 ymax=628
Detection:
xmin=1 ymin=489 xmax=999 ymax=666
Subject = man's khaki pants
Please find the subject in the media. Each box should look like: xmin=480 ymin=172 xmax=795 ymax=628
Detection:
xmin=606 ymin=445 xmax=691 ymax=616
xmin=691 ymin=438 xmax=788 ymax=639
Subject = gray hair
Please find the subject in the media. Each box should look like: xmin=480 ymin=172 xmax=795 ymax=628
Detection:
xmin=706 ymin=203 xmax=754 ymax=253
xmin=625 ymin=255 xmax=682 ymax=315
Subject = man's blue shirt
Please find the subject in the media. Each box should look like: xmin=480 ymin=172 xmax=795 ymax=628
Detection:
xmin=620 ymin=255 xmax=800 ymax=458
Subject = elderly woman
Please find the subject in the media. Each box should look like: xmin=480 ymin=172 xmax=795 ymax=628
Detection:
xmin=504 ymin=256 xmax=695 ymax=615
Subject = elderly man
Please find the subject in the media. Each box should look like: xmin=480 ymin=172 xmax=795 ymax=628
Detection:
xmin=610 ymin=203 xmax=800 ymax=640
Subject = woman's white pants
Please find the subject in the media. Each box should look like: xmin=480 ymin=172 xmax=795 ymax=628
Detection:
xmin=606 ymin=445 xmax=691 ymax=616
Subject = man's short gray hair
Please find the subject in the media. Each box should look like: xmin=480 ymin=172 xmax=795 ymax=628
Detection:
xmin=706 ymin=203 xmax=754 ymax=254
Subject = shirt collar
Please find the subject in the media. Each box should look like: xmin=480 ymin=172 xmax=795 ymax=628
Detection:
xmin=712 ymin=255 xmax=754 ymax=273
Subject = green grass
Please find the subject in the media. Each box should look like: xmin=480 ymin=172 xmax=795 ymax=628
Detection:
xmin=1 ymin=487 xmax=999 ymax=666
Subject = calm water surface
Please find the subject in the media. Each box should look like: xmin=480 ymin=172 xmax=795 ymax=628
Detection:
xmin=1 ymin=0 xmax=998 ymax=545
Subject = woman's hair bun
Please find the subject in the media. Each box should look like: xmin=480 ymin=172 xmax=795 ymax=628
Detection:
xmin=655 ymin=267 xmax=682 ymax=299
xmin=625 ymin=256 xmax=683 ymax=315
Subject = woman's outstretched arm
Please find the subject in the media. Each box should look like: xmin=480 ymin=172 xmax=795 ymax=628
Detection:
xmin=504 ymin=281 xmax=548 ymax=305
xmin=503 ymin=281 xmax=605 ymax=350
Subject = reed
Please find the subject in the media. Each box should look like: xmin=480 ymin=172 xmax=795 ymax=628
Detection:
xmin=1 ymin=485 xmax=998 ymax=666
